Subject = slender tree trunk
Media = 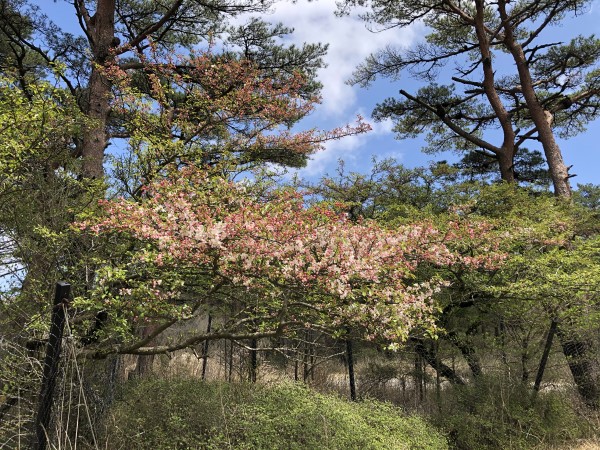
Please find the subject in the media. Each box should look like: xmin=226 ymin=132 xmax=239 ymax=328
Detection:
xmin=303 ymin=331 xmax=310 ymax=382
xmin=401 ymin=376 xmax=406 ymax=402
xmin=33 ymin=282 xmax=70 ymax=450
xmin=302 ymin=329 xmax=315 ymax=382
xmin=294 ymin=358 xmax=299 ymax=382
xmin=249 ymin=338 xmax=258 ymax=383
xmin=346 ymin=338 xmax=356 ymax=401
xmin=201 ymin=315 xmax=212 ymax=381
xmin=521 ymin=334 xmax=530 ymax=383
xmin=414 ymin=352 xmax=424 ymax=405
xmin=533 ymin=320 xmax=558 ymax=393
xmin=473 ymin=0 xmax=517 ymax=183
xmin=435 ymin=354 xmax=441 ymax=407
xmin=222 ymin=339 xmax=228 ymax=380
xmin=228 ymin=340 xmax=234 ymax=382
xmin=309 ymin=333 xmax=315 ymax=382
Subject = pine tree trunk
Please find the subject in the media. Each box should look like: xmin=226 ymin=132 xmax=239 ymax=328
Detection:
xmin=498 ymin=149 xmax=516 ymax=183
xmin=82 ymin=0 xmax=116 ymax=179
xmin=503 ymin=22 xmax=572 ymax=198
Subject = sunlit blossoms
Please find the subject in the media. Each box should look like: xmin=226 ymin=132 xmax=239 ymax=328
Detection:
xmin=79 ymin=165 xmax=505 ymax=343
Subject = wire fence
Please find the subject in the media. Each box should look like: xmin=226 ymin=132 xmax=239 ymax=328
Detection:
xmin=0 ymin=306 xmax=104 ymax=450
xmin=0 ymin=336 xmax=43 ymax=449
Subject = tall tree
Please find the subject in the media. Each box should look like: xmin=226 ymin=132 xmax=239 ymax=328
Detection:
xmin=339 ymin=0 xmax=600 ymax=408
xmin=1 ymin=0 xmax=328 ymax=179
xmin=340 ymin=0 xmax=600 ymax=198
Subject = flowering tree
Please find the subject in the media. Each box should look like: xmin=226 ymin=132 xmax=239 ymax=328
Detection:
xmin=107 ymin=49 xmax=370 ymax=197
xmin=76 ymin=164 xmax=505 ymax=357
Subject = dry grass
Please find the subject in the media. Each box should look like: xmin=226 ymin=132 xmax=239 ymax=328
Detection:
xmin=536 ymin=439 xmax=600 ymax=450
xmin=572 ymin=442 xmax=600 ymax=450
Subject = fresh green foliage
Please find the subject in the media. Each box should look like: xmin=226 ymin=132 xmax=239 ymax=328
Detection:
xmin=0 ymin=75 xmax=100 ymax=331
xmin=97 ymin=380 xmax=448 ymax=450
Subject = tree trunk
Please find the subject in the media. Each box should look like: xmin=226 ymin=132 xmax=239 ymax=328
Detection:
xmin=502 ymin=15 xmax=572 ymax=198
xmin=249 ymin=338 xmax=258 ymax=383
xmin=539 ymin=136 xmax=572 ymax=198
xmin=412 ymin=338 xmax=466 ymax=385
xmin=201 ymin=315 xmax=212 ymax=380
xmin=228 ymin=340 xmax=234 ymax=382
xmin=414 ymin=351 xmax=424 ymax=405
xmin=346 ymin=338 xmax=356 ymax=401
xmin=133 ymin=324 xmax=158 ymax=379
xmin=447 ymin=332 xmax=482 ymax=378
xmin=82 ymin=0 xmax=116 ymax=179
xmin=33 ymin=282 xmax=70 ymax=450
xmin=498 ymin=148 xmax=516 ymax=183
xmin=533 ymin=319 xmax=557 ymax=393
xmin=473 ymin=0 xmax=517 ymax=183
xmin=521 ymin=334 xmax=530 ymax=383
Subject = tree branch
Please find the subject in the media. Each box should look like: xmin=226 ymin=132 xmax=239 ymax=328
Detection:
xmin=399 ymin=89 xmax=501 ymax=154
xmin=120 ymin=0 xmax=185 ymax=53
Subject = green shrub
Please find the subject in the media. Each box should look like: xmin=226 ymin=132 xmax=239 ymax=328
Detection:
xmin=95 ymin=379 xmax=447 ymax=450
xmin=433 ymin=376 xmax=587 ymax=450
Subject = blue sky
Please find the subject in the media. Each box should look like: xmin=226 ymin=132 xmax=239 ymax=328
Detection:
xmin=39 ymin=0 xmax=600 ymax=186
xmin=263 ymin=0 xmax=600 ymax=186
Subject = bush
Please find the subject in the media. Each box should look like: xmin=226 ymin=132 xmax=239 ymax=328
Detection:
xmin=94 ymin=379 xmax=448 ymax=449
xmin=433 ymin=376 xmax=588 ymax=450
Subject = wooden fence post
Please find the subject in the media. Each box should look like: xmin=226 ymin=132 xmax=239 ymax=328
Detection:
xmin=33 ymin=281 xmax=71 ymax=450
xmin=346 ymin=338 xmax=356 ymax=401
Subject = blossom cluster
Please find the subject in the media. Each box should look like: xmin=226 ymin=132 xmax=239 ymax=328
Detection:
xmin=79 ymin=166 xmax=505 ymax=342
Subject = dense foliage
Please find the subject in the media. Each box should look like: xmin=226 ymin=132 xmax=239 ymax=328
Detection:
xmin=97 ymin=380 xmax=449 ymax=450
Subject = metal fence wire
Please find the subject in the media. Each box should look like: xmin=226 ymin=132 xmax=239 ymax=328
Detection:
xmin=0 ymin=285 xmax=103 ymax=450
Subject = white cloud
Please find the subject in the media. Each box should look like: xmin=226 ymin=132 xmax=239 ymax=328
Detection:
xmin=232 ymin=1 xmax=422 ymax=179
xmin=249 ymin=2 xmax=421 ymax=178
xmin=263 ymin=0 xmax=420 ymax=117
